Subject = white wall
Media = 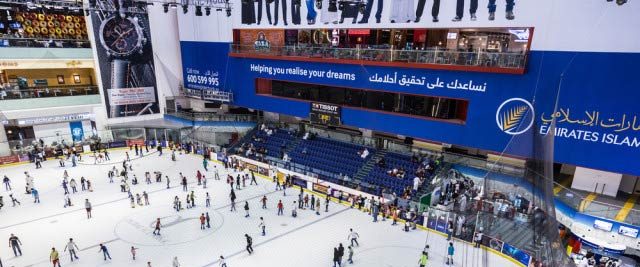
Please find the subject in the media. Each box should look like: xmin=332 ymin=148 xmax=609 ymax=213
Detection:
xmin=619 ymin=175 xmax=639 ymax=195
xmin=32 ymin=121 xmax=92 ymax=145
xmin=148 ymin=3 xmax=184 ymax=106
xmin=177 ymin=7 xmax=233 ymax=42
xmin=571 ymin=167 xmax=623 ymax=197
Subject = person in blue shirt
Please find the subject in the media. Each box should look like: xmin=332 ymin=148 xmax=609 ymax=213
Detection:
xmin=31 ymin=188 xmax=39 ymax=203
xmin=446 ymin=242 xmax=455 ymax=265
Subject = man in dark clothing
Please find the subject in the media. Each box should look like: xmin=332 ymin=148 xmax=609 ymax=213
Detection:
xmin=453 ymin=0 xmax=478 ymax=21
xmin=333 ymin=247 xmax=341 ymax=267
xmin=359 ymin=0 xmax=383 ymax=23
xmin=338 ymin=243 xmax=345 ymax=265
xmin=255 ymin=0 xmax=273 ymax=25
xmin=291 ymin=0 xmax=301 ymax=25
xmin=415 ymin=0 xmax=440 ymax=22
xmin=8 ymin=234 xmax=22 ymax=256
xmin=273 ymin=0 xmax=288 ymax=26
xmin=245 ymin=234 xmax=254 ymax=254
xmin=230 ymin=189 xmax=237 ymax=212
xmin=250 ymin=172 xmax=258 ymax=185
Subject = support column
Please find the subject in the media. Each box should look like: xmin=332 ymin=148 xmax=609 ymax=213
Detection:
xmin=0 ymin=123 xmax=11 ymax=156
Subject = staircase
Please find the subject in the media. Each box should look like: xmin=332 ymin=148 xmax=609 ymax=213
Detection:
xmin=226 ymin=125 xmax=259 ymax=152
xmin=353 ymin=150 xmax=386 ymax=190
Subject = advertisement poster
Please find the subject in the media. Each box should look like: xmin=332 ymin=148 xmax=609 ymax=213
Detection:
xmin=617 ymin=225 xmax=638 ymax=238
xmin=69 ymin=121 xmax=84 ymax=142
xmin=593 ymin=219 xmax=613 ymax=232
xmin=90 ymin=0 xmax=159 ymax=118
xmin=501 ymin=242 xmax=532 ymax=266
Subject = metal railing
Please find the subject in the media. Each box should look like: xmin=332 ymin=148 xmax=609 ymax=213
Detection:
xmin=0 ymin=86 xmax=99 ymax=100
xmin=0 ymin=36 xmax=91 ymax=48
xmin=231 ymin=44 xmax=528 ymax=69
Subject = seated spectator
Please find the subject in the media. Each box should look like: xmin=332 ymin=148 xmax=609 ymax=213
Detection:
xmin=303 ymin=132 xmax=310 ymax=140
xmin=375 ymin=158 xmax=386 ymax=168
xmin=358 ymin=148 xmax=369 ymax=159
xmin=302 ymin=147 xmax=307 ymax=154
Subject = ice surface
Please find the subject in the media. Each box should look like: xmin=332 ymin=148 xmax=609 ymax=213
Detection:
xmin=0 ymin=150 xmax=518 ymax=267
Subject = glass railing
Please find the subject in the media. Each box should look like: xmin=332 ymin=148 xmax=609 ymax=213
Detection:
xmin=0 ymin=86 xmax=99 ymax=100
xmin=0 ymin=37 xmax=91 ymax=48
xmin=167 ymin=111 xmax=258 ymax=123
xmin=231 ymin=44 xmax=528 ymax=70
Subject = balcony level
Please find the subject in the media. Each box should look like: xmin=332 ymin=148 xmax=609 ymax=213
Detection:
xmin=230 ymin=27 xmax=532 ymax=75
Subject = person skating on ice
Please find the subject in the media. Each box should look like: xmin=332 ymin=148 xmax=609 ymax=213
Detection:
xmin=200 ymin=213 xmax=206 ymax=230
xmin=332 ymin=246 xmax=340 ymax=267
xmin=31 ymin=188 xmax=40 ymax=203
xmin=85 ymin=199 xmax=92 ymax=219
xmin=348 ymin=229 xmax=360 ymax=247
xmin=98 ymin=243 xmax=111 ymax=261
xmin=206 ymin=192 xmax=211 ymax=207
xmin=131 ymin=246 xmax=138 ymax=260
xmin=8 ymin=234 xmax=22 ymax=256
xmin=347 ymin=245 xmax=354 ymax=264
xmin=143 ymin=191 xmax=149 ymax=205
xmin=230 ymin=189 xmax=237 ymax=212
xmin=418 ymin=247 xmax=429 ymax=267
xmin=245 ymin=234 xmax=253 ymax=254
xmin=3 ymin=175 xmax=11 ymax=191
xmin=250 ymin=171 xmax=258 ymax=185
xmin=261 ymin=195 xmax=267 ymax=209
xmin=50 ymin=247 xmax=61 ymax=267
xmin=259 ymin=217 xmax=266 ymax=236
xmin=446 ymin=242 xmax=454 ymax=265
xmin=153 ymin=218 xmax=162 ymax=235
xmin=244 ymin=201 xmax=250 ymax=217
xmin=206 ymin=212 xmax=211 ymax=228
xmin=172 ymin=256 xmax=180 ymax=267
xmin=64 ymin=238 xmax=80 ymax=262
xmin=181 ymin=175 xmax=187 ymax=192
xmin=219 ymin=255 xmax=227 ymax=267
xmin=291 ymin=201 xmax=298 ymax=217
xmin=277 ymin=200 xmax=284 ymax=215
xmin=9 ymin=194 xmax=20 ymax=207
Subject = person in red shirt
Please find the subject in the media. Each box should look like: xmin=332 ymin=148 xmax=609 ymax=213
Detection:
xmin=153 ymin=218 xmax=161 ymax=235
xmin=277 ymin=200 xmax=284 ymax=216
xmin=200 ymin=213 xmax=206 ymax=230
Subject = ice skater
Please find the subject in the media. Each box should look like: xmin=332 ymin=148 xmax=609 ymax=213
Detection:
xmin=131 ymin=246 xmax=138 ymax=260
xmin=230 ymin=189 xmax=237 ymax=212
xmin=50 ymin=247 xmax=61 ymax=267
xmin=250 ymin=172 xmax=258 ymax=185
xmin=8 ymin=234 xmax=22 ymax=256
xmin=277 ymin=200 xmax=283 ymax=215
xmin=206 ymin=192 xmax=211 ymax=207
xmin=31 ymin=188 xmax=40 ymax=203
xmin=257 ymin=216 xmax=267 ymax=236
xmin=98 ymin=243 xmax=111 ymax=261
xmin=245 ymin=234 xmax=253 ymax=254
xmin=85 ymin=199 xmax=92 ymax=219
xmin=261 ymin=195 xmax=267 ymax=209
xmin=348 ymin=229 xmax=360 ymax=247
xmin=64 ymin=238 xmax=80 ymax=262
xmin=244 ymin=201 xmax=250 ymax=217
xmin=219 ymin=255 xmax=227 ymax=267
xmin=153 ymin=218 xmax=162 ymax=235
xmin=172 ymin=256 xmax=180 ymax=267
xmin=333 ymin=247 xmax=341 ymax=267
xmin=181 ymin=175 xmax=188 ymax=192
xmin=3 ymin=175 xmax=11 ymax=191
xmin=418 ymin=248 xmax=429 ymax=267
xmin=9 ymin=194 xmax=20 ymax=207
xmin=203 ymin=158 xmax=209 ymax=171
xmin=200 ymin=213 xmax=206 ymax=230
xmin=347 ymin=245 xmax=354 ymax=264
xmin=206 ymin=212 xmax=211 ymax=228
xmin=446 ymin=242 xmax=454 ymax=265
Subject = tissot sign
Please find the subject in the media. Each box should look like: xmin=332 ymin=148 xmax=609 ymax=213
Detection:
xmin=310 ymin=102 xmax=341 ymax=125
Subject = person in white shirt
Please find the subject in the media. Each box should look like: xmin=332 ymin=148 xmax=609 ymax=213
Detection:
xmin=219 ymin=255 xmax=227 ymax=267
xmin=172 ymin=256 xmax=180 ymax=267
xmin=64 ymin=238 xmax=80 ymax=262
xmin=359 ymin=148 xmax=369 ymax=159
xmin=348 ymin=228 xmax=360 ymax=247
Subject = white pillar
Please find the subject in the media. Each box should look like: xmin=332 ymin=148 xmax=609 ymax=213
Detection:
xmin=0 ymin=123 xmax=11 ymax=156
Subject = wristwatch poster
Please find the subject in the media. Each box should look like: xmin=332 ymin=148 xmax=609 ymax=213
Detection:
xmin=90 ymin=0 xmax=159 ymax=118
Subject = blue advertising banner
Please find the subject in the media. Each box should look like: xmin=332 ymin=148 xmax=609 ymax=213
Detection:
xmin=501 ymin=242 xmax=532 ymax=266
xmin=180 ymin=42 xmax=640 ymax=176
xmin=180 ymin=41 xmax=230 ymax=95
xmin=69 ymin=121 xmax=84 ymax=142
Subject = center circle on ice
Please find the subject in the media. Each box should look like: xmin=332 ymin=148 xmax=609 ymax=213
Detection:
xmin=114 ymin=207 xmax=224 ymax=246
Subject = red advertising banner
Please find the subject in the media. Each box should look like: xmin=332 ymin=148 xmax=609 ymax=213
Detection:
xmin=0 ymin=155 xmax=20 ymax=165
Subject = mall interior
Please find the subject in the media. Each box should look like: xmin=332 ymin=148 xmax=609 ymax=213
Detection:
xmin=0 ymin=0 xmax=638 ymax=266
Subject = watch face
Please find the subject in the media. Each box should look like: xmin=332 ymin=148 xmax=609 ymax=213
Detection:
xmin=99 ymin=16 xmax=143 ymax=57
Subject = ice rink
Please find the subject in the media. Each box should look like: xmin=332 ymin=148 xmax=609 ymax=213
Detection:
xmin=0 ymin=150 xmax=518 ymax=267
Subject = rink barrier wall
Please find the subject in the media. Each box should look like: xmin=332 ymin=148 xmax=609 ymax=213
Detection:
xmin=218 ymin=155 xmax=529 ymax=267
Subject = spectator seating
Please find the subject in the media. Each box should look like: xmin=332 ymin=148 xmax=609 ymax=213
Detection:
xmin=289 ymin=137 xmax=373 ymax=179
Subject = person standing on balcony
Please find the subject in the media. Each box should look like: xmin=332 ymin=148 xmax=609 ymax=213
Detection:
xmin=415 ymin=0 xmax=440 ymax=22
xmin=359 ymin=0 xmax=383 ymax=23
